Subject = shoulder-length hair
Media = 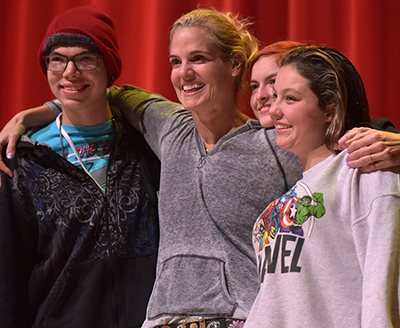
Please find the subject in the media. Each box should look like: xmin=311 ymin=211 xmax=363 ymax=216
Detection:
xmin=281 ymin=46 xmax=370 ymax=152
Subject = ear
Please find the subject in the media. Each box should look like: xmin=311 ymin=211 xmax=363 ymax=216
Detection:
xmin=231 ymin=52 xmax=244 ymax=78
xmin=325 ymin=103 xmax=336 ymax=123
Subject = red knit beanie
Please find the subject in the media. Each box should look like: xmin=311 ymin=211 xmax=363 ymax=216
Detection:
xmin=38 ymin=5 xmax=122 ymax=86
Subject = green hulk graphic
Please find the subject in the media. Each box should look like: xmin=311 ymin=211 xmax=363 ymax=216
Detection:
xmin=295 ymin=192 xmax=325 ymax=225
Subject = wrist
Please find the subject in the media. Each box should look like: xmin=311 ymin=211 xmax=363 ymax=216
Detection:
xmin=12 ymin=112 xmax=27 ymax=134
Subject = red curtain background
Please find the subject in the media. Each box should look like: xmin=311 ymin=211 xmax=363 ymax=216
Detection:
xmin=1 ymin=0 xmax=399 ymax=128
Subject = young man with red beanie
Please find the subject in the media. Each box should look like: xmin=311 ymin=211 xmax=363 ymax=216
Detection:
xmin=0 ymin=5 xmax=160 ymax=327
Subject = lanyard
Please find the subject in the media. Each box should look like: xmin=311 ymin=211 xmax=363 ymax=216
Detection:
xmin=56 ymin=113 xmax=105 ymax=193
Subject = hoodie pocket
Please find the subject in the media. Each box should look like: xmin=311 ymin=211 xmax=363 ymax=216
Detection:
xmin=147 ymin=254 xmax=237 ymax=320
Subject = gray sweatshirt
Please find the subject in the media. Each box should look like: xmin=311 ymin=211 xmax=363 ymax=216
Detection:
xmin=245 ymin=151 xmax=400 ymax=328
xmin=50 ymin=85 xmax=303 ymax=327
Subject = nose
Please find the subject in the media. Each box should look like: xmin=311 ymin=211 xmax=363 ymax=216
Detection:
xmin=256 ymin=84 xmax=273 ymax=104
xmin=63 ymin=60 xmax=80 ymax=77
xmin=178 ymin=61 xmax=194 ymax=79
xmin=256 ymin=87 xmax=267 ymax=103
xmin=270 ymin=98 xmax=282 ymax=120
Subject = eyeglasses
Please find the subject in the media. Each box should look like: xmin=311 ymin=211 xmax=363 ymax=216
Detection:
xmin=44 ymin=54 xmax=103 ymax=72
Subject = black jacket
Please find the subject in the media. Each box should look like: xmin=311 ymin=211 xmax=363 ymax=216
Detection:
xmin=0 ymin=107 xmax=160 ymax=328
xmin=365 ymin=117 xmax=399 ymax=132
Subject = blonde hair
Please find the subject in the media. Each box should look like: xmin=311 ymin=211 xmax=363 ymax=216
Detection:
xmin=170 ymin=8 xmax=259 ymax=90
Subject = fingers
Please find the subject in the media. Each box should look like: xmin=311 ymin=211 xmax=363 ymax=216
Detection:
xmin=346 ymin=146 xmax=400 ymax=171
xmin=346 ymin=141 xmax=384 ymax=162
xmin=0 ymin=151 xmax=13 ymax=188
xmin=341 ymin=128 xmax=400 ymax=172
xmin=0 ymin=124 xmax=23 ymax=169
xmin=337 ymin=137 xmax=348 ymax=150
xmin=345 ymin=129 xmax=381 ymax=153
xmin=338 ymin=129 xmax=358 ymax=150
xmin=5 ymin=134 xmax=19 ymax=160
xmin=359 ymin=159 xmax=394 ymax=173
xmin=346 ymin=152 xmax=375 ymax=168
xmin=0 ymin=133 xmax=18 ymax=182
xmin=0 ymin=131 xmax=20 ymax=182
xmin=338 ymin=127 xmax=373 ymax=150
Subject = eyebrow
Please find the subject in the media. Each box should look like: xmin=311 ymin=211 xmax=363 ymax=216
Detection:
xmin=282 ymin=87 xmax=302 ymax=95
xmin=49 ymin=50 xmax=94 ymax=56
xmin=169 ymin=50 xmax=210 ymax=59
xmin=249 ymin=72 xmax=277 ymax=85
xmin=273 ymin=86 xmax=302 ymax=96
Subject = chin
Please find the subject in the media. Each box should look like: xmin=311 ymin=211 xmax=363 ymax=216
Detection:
xmin=275 ymin=137 xmax=289 ymax=151
xmin=260 ymin=117 xmax=274 ymax=128
xmin=251 ymin=110 xmax=260 ymax=121
xmin=61 ymin=99 xmax=85 ymax=110
xmin=181 ymin=100 xmax=203 ymax=113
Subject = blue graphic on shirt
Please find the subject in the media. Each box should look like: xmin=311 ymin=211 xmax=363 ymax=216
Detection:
xmin=254 ymin=184 xmax=326 ymax=277
xmin=254 ymin=185 xmax=326 ymax=251
xmin=31 ymin=120 xmax=115 ymax=189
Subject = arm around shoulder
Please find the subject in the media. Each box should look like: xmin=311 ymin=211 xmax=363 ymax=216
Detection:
xmin=0 ymin=105 xmax=56 ymax=180
xmin=107 ymin=84 xmax=183 ymax=132
xmin=338 ymin=127 xmax=400 ymax=172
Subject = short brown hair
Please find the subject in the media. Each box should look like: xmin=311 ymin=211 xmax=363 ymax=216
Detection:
xmin=281 ymin=46 xmax=370 ymax=152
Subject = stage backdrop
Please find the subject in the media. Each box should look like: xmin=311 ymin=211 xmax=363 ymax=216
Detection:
xmin=1 ymin=0 xmax=399 ymax=128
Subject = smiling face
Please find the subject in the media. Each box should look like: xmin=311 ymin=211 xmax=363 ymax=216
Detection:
xmin=249 ymin=55 xmax=280 ymax=128
xmin=47 ymin=46 xmax=109 ymax=116
xmin=169 ymin=27 xmax=239 ymax=114
xmin=270 ymin=64 xmax=333 ymax=163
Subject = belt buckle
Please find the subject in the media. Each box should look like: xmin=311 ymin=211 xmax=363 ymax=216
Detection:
xmin=178 ymin=316 xmax=206 ymax=328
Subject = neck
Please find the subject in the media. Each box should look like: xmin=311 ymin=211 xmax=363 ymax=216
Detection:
xmin=300 ymin=145 xmax=333 ymax=171
xmin=61 ymin=102 xmax=112 ymax=126
xmin=193 ymin=107 xmax=250 ymax=151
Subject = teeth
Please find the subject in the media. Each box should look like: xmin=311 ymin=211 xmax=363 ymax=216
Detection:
xmin=182 ymin=84 xmax=204 ymax=92
xmin=276 ymin=124 xmax=291 ymax=129
xmin=64 ymin=86 xmax=84 ymax=91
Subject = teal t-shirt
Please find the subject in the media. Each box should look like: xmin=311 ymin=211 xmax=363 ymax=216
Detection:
xmin=30 ymin=120 xmax=115 ymax=190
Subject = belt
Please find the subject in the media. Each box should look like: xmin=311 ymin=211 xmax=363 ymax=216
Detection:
xmin=155 ymin=317 xmax=245 ymax=328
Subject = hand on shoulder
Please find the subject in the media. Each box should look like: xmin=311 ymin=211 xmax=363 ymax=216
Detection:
xmin=338 ymin=127 xmax=400 ymax=172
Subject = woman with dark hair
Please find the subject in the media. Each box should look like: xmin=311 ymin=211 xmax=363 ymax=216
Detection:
xmin=249 ymin=41 xmax=400 ymax=171
xmin=245 ymin=46 xmax=400 ymax=327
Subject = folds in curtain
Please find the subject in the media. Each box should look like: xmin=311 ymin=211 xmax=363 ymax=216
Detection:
xmin=1 ymin=0 xmax=399 ymax=128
